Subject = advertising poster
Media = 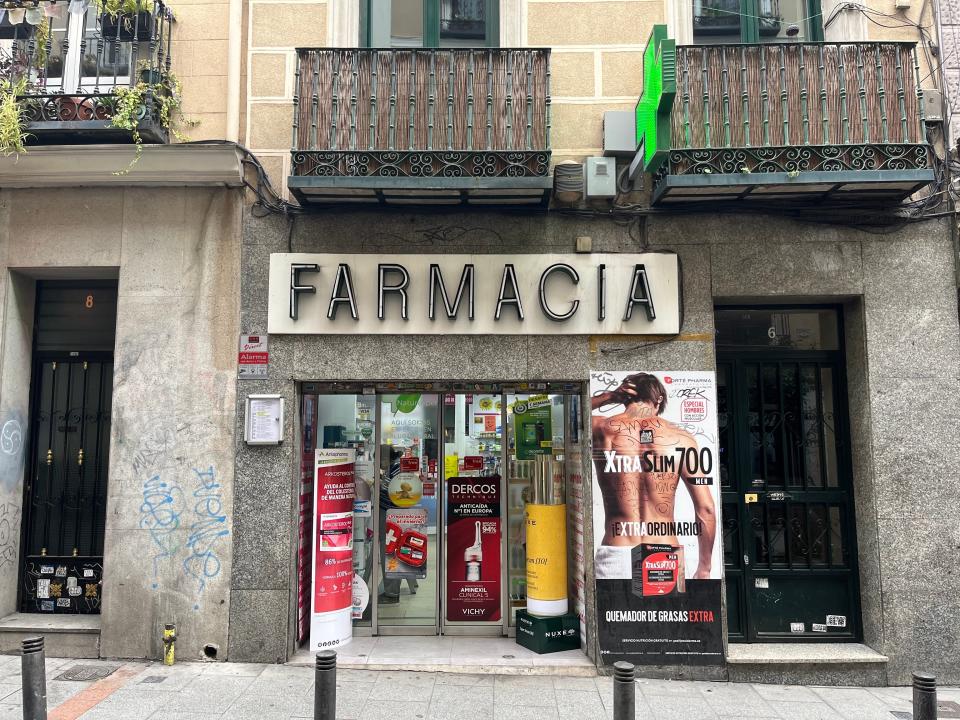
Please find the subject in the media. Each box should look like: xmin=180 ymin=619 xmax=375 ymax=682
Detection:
xmin=384 ymin=507 xmax=429 ymax=580
xmin=311 ymin=449 xmax=356 ymax=650
xmin=590 ymin=371 xmax=723 ymax=665
xmin=512 ymin=395 xmax=553 ymax=460
xmin=446 ymin=476 xmax=502 ymax=622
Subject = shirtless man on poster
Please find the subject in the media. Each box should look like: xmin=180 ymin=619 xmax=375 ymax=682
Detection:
xmin=592 ymin=372 xmax=717 ymax=581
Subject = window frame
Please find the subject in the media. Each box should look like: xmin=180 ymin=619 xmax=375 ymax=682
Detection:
xmin=363 ymin=0 xmax=499 ymax=48
xmin=694 ymin=0 xmax=824 ymax=44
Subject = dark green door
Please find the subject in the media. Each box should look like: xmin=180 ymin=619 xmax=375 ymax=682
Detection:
xmin=717 ymin=307 xmax=859 ymax=642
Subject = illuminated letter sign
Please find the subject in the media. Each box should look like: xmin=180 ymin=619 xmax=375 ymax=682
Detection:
xmin=635 ymin=25 xmax=676 ymax=174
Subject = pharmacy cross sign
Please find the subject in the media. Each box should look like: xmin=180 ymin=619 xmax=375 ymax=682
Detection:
xmin=634 ymin=24 xmax=676 ymax=175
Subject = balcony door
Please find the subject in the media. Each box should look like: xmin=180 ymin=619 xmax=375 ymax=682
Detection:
xmin=365 ymin=0 xmax=499 ymax=47
xmin=717 ymin=307 xmax=860 ymax=642
xmin=692 ymin=0 xmax=823 ymax=43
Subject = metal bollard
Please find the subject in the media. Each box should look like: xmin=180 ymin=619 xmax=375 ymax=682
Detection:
xmin=21 ymin=636 xmax=47 ymax=720
xmin=912 ymin=672 xmax=937 ymax=720
xmin=613 ymin=661 xmax=636 ymax=720
xmin=314 ymin=651 xmax=337 ymax=720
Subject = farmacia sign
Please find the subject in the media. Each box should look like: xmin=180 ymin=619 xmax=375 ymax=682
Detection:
xmin=267 ymin=253 xmax=680 ymax=335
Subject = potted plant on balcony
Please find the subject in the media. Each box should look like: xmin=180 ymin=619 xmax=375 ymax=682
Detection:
xmin=0 ymin=75 xmax=29 ymax=154
xmin=109 ymin=64 xmax=193 ymax=171
xmin=98 ymin=0 xmax=155 ymax=42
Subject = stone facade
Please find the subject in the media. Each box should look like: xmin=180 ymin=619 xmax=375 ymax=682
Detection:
xmin=230 ymin=206 xmax=960 ymax=686
xmin=0 ymin=187 xmax=242 ymax=661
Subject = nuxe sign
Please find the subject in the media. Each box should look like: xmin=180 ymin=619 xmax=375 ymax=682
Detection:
xmin=267 ymin=253 xmax=680 ymax=335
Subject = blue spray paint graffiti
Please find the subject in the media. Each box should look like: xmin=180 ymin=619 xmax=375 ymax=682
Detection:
xmin=139 ymin=475 xmax=182 ymax=589
xmin=183 ymin=466 xmax=229 ymax=609
xmin=0 ymin=412 xmax=25 ymax=492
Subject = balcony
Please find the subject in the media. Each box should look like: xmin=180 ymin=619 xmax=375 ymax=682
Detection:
xmin=288 ymin=48 xmax=552 ymax=206
xmin=0 ymin=0 xmax=175 ymax=146
xmin=646 ymin=40 xmax=935 ymax=204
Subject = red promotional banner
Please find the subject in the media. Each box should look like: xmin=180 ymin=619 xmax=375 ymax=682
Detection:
xmin=311 ymin=449 xmax=355 ymax=650
xmin=446 ymin=476 xmax=501 ymax=622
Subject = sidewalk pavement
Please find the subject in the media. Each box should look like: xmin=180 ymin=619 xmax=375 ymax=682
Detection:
xmin=0 ymin=654 xmax=954 ymax=720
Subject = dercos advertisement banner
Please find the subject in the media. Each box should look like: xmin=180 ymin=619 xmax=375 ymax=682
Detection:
xmin=446 ymin=476 xmax=502 ymax=622
xmin=311 ymin=449 xmax=356 ymax=650
xmin=590 ymin=371 xmax=723 ymax=665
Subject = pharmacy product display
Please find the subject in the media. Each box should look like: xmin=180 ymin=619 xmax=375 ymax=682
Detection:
xmin=525 ymin=456 xmax=568 ymax=617
xmin=446 ymin=476 xmax=502 ymax=622
xmin=311 ymin=448 xmax=356 ymax=650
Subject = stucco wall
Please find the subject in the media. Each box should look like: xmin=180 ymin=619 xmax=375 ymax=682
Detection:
xmin=0 ymin=187 xmax=242 ymax=661
xmin=231 ymin=206 xmax=960 ymax=685
xmin=236 ymin=0 xmax=935 ymax=194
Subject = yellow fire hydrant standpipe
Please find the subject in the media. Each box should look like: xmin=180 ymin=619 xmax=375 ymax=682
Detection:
xmin=162 ymin=623 xmax=177 ymax=666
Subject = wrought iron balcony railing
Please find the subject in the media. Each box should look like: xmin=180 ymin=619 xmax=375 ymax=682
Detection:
xmin=653 ymin=41 xmax=934 ymax=203
xmin=0 ymin=0 xmax=175 ymax=145
xmin=289 ymin=48 xmax=552 ymax=205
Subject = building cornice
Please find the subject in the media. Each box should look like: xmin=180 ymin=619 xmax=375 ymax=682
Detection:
xmin=0 ymin=143 xmax=246 ymax=189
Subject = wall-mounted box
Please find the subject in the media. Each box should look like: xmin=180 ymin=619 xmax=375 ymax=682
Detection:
xmin=603 ymin=111 xmax=636 ymax=157
xmin=586 ymin=157 xmax=617 ymax=198
xmin=244 ymin=394 xmax=284 ymax=445
xmin=923 ymin=88 xmax=943 ymax=123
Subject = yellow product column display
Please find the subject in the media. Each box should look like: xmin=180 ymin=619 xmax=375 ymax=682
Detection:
xmin=525 ymin=503 xmax=568 ymax=617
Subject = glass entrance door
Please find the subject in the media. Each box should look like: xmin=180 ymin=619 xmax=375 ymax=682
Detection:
xmin=299 ymin=383 xmax=586 ymax=642
xmin=376 ymin=393 xmax=440 ymax=632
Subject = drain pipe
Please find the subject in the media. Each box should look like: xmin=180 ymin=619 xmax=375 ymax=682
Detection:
xmin=162 ymin=623 xmax=177 ymax=666
xmin=21 ymin=636 xmax=47 ymax=720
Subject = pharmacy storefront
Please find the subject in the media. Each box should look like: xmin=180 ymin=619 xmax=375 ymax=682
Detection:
xmin=230 ymin=213 xmax=882 ymax=681
xmin=260 ymin=251 xmax=688 ymax=658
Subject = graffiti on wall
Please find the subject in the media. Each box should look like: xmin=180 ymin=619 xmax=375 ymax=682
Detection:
xmin=0 ymin=412 xmax=25 ymax=492
xmin=183 ymin=465 xmax=229 ymax=609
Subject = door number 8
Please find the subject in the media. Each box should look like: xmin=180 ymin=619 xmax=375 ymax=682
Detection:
xmin=85 ymin=294 xmax=94 ymax=309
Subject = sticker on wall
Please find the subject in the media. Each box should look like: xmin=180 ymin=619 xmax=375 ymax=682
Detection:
xmin=790 ymin=622 xmax=805 ymax=633
xmin=754 ymin=577 xmax=769 ymax=589
xmin=68 ymin=586 xmax=81 ymax=597
xmin=812 ymin=623 xmax=828 ymax=633
xmin=351 ymin=574 xmax=369 ymax=620
xmin=40 ymin=566 xmax=54 ymax=575
xmin=37 ymin=579 xmax=50 ymax=599
xmin=56 ymin=598 xmax=70 ymax=608
xmin=40 ymin=601 xmax=54 ymax=612
xmin=55 ymin=566 xmax=67 ymax=577
xmin=238 ymin=334 xmax=269 ymax=379
xmin=826 ymin=615 xmax=847 ymax=627
xmin=83 ymin=569 xmax=94 ymax=578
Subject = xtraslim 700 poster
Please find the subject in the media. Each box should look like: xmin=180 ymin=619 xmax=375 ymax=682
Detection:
xmin=590 ymin=371 xmax=723 ymax=665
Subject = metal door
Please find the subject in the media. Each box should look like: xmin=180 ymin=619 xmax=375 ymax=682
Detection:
xmin=718 ymin=308 xmax=860 ymax=641
xmin=20 ymin=356 xmax=112 ymax=613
